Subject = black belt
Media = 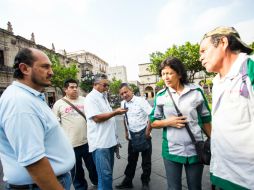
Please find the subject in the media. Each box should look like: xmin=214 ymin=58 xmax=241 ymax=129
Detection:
xmin=6 ymin=183 xmax=38 ymax=190
xmin=6 ymin=173 xmax=67 ymax=190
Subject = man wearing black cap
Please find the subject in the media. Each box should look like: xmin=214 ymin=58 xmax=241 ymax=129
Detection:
xmin=199 ymin=26 xmax=254 ymax=190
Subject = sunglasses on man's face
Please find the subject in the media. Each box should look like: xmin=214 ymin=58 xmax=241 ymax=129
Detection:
xmin=100 ymin=83 xmax=109 ymax=87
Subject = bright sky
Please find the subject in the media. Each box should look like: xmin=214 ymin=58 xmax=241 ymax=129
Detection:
xmin=1 ymin=0 xmax=254 ymax=81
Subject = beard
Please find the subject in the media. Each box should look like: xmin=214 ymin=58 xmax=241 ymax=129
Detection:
xmin=31 ymin=73 xmax=51 ymax=88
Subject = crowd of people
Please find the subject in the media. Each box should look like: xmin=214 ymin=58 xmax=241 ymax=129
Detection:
xmin=0 ymin=26 xmax=253 ymax=190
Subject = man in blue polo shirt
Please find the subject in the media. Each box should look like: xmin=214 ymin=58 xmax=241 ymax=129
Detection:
xmin=0 ymin=48 xmax=75 ymax=189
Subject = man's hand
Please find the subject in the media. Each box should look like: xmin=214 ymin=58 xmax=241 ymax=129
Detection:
xmin=166 ymin=116 xmax=187 ymax=128
xmin=114 ymin=108 xmax=128 ymax=115
xmin=115 ymin=143 xmax=122 ymax=159
xmin=145 ymin=125 xmax=152 ymax=139
xmin=125 ymin=131 xmax=129 ymax=141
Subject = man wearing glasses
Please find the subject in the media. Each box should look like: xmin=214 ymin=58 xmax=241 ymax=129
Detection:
xmin=84 ymin=74 xmax=128 ymax=190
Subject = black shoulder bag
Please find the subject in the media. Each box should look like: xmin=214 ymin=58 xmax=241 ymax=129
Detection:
xmin=167 ymin=88 xmax=211 ymax=165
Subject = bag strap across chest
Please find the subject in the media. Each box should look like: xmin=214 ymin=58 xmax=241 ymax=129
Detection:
xmin=61 ymin=98 xmax=87 ymax=122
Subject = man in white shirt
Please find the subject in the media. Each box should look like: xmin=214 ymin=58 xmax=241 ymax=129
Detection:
xmin=53 ymin=79 xmax=98 ymax=190
xmin=116 ymin=83 xmax=153 ymax=190
xmin=199 ymin=26 xmax=254 ymax=190
xmin=84 ymin=74 xmax=127 ymax=190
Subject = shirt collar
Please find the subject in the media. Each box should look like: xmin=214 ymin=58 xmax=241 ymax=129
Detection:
xmin=168 ymin=84 xmax=192 ymax=95
xmin=128 ymin=95 xmax=136 ymax=103
xmin=225 ymin=53 xmax=248 ymax=79
xmin=213 ymin=53 xmax=248 ymax=83
xmin=12 ymin=81 xmax=46 ymax=101
xmin=92 ymin=88 xmax=105 ymax=98
xmin=123 ymin=95 xmax=136 ymax=105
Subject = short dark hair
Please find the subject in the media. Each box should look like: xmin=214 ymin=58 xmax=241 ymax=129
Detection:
xmin=64 ymin=79 xmax=78 ymax=88
xmin=119 ymin=83 xmax=131 ymax=90
xmin=13 ymin=48 xmax=36 ymax=79
xmin=209 ymin=34 xmax=253 ymax=54
xmin=159 ymin=56 xmax=189 ymax=85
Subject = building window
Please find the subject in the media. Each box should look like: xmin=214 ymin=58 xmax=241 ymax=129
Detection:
xmin=0 ymin=50 xmax=4 ymax=66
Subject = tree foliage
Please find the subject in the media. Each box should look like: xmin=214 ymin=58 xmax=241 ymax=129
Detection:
xmin=129 ymin=83 xmax=140 ymax=95
xmin=156 ymin=78 xmax=164 ymax=88
xmin=46 ymin=52 xmax=78 ymax=93
xmin=149 ymin=42 xmax=205 ymax=82
xmin=250 ymin=42 xmax=254 ymax=54
xmin=80 ymin=72 xmax=94 ymax=93
xmin=109 ymin=77 xmax=122 ymax=95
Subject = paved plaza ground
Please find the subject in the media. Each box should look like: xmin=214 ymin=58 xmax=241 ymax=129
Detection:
xmin=0 ymin=114 xmax=212 ymax=190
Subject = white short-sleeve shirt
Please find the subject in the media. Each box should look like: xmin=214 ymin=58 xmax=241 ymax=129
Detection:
xmin=84 ymin=89 xmax=117 ymax=152
xmin=121 ymin=96 xmax=152 ymax=132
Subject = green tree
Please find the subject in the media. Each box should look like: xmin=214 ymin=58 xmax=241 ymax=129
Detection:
xmin=80 ymin=71 xmax=94 ymax=93
xmin=129 ymin=83 xmax=140 ymax=95
xmin=149 ymin=51 xmax=165 ymax=74
xmin=250 ymin=42 xmax=254 ymax=54
xmin=156 ymin=78 xmax=164 ymax=89
xmin=149 ymin=42 xmax=205 ymax=82
xmin=46 ymin=52 xmax=78 ymax=94
xmin=109 ymin=77 xmax=122 ymax=95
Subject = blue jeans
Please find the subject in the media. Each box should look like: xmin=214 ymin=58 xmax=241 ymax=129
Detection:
xmin=71 ymin=144 xmax=98 ymax=190
xmin=92 ymin=147 xmax=115 ymax=190
xmin=163 ymin=159 xmax=204 ymax=190
xmin=5 ymin=172 xmax=72 ymax=190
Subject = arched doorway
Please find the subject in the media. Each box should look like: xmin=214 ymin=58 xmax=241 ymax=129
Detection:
xmin=144 ymin=86 xmax=154 ymax=99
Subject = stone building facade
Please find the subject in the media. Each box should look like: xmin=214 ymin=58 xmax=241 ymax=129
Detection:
xmin=107 ymin=65 xmax=127 ymax=82
xmin=138 ymin=63 xmax=159 ymax=99
xmin=0 ymin=23 xmax=79 ymax=105
xmin=67 ymin=50 xmax=108 ymax=77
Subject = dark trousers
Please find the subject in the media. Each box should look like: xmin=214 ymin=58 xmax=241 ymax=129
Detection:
xmin=163 ymin=159 xmax=204 ymax=190
xmin=124 ymin=139 xmax=152 ymax=184
xmin=71 ymin=144 xmax=98 ymax=190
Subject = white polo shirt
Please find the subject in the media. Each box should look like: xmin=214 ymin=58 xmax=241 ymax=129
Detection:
xmin=84 ymin=89 xmax=118 ymax=152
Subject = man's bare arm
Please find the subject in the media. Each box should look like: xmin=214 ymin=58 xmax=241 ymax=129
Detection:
xmin=92 ymin=108 xmax=127 ymax=123
xmin=26 ymin=157 xmax=64 ymax=190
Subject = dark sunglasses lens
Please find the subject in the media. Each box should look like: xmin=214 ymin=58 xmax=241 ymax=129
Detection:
xmin=103 ymin=84 xmax=109 ymax=87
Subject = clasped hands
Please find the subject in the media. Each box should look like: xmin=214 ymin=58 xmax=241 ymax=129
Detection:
xmin=166 ymin=115 xmax=187 ymax=128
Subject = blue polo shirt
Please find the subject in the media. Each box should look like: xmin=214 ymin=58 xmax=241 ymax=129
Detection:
xmin=0 ymin=81 xmax=75 ymax=185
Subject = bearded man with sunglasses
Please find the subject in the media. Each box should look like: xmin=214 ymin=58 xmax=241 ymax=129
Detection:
xmin=84 ymin=74 xmax=127 ymax=190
